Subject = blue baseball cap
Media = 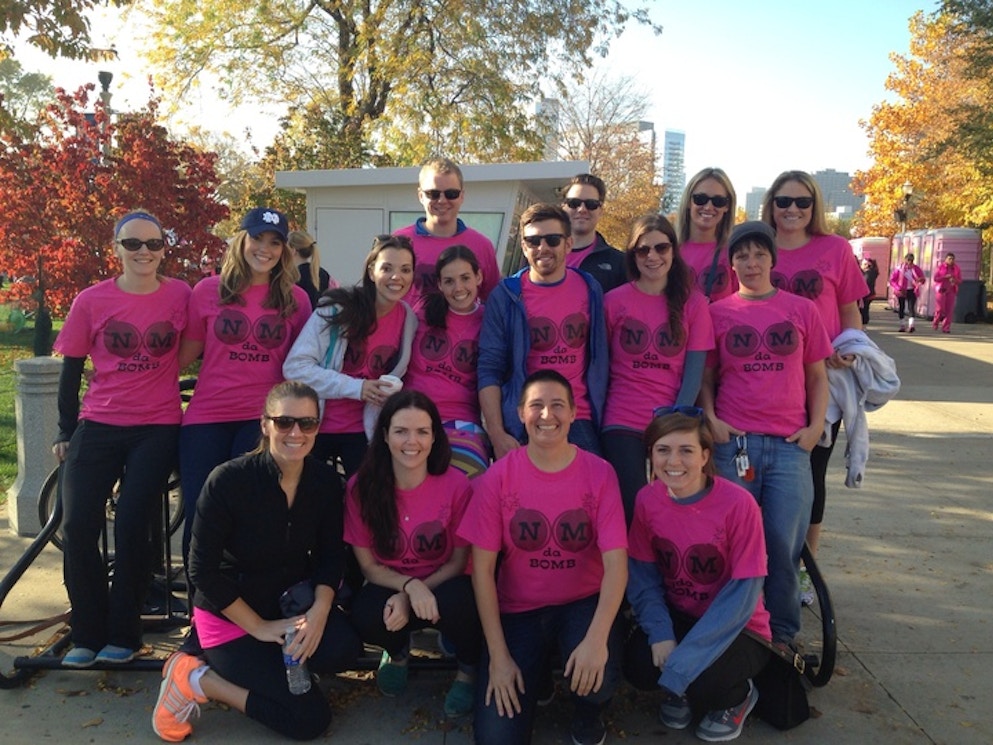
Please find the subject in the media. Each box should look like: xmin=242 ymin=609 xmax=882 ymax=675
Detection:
xmin=240 ymin=207 xmax=289 ymax=241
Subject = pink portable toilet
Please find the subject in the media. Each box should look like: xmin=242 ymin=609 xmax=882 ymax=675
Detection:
xmin=850 ymin=236 xmax=890 ymax=302
xmin=927 ymin=228 xmax=982 ymax=321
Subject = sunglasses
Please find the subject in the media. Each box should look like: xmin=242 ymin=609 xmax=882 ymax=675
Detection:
xmin=691 ymin=193 xmax=730 ymax=208
xmin=265 ymin=415 xmax=320 ymax=433
xmin=564 ymin=198 xmax=602 ymax=211
xmin=422 ymin=188 xmax=462 ymax=201
xmin=633 ymin=242 xmax=673 ymax=258
xmin=522 ymin=233 xmax=566 ymax=248
xmin=652 ymin=405 xmax=705 ymax=419
xmin=773 ymin=196 xmax=814 ymax=209
xmin=117 ymin=238 xmax=166 ymax=252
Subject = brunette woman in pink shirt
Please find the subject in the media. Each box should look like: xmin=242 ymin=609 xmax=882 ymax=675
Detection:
xmin=761 ymin=171 xmax=868 ymax=563
xmin=54 ymin=211 xmax=191 ymax=667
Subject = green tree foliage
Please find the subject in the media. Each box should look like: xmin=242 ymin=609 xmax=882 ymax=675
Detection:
xmin=0 ymin=57 xmax=52 ymax=136
xmin=941 ymin=1 xmax=993 ymax=175
xmin=143 ymin=0 xmax=661 ymax=166
xmin=0 ymin=0 xmax=124 ymax=59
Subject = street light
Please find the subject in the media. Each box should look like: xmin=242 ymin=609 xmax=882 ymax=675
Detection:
xmin=895 ymin=181 xmax=913 ymax=235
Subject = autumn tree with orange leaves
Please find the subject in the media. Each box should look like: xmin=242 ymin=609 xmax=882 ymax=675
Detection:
xmin=0 ymin=84 xmax=228 ymax=332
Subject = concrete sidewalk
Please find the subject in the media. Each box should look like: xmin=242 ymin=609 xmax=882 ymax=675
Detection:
xmin=1 ymin=307 xmax=991 ymax=744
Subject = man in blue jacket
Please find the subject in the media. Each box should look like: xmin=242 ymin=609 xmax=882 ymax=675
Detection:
xmin=478 ymin=203 xmax=608 ymax=459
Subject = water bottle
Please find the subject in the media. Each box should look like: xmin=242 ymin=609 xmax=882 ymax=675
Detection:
xmin=283 ymin=625 xmax=311 ymax=695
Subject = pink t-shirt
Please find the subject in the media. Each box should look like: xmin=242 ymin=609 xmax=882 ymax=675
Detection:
xmin=457 ymin=447 xmax=627 ymax=613
xmin=192 ymin=607 xmax=247 ymax=648
xmin=183 ymin=276 xmax=311 ymax=425
xmin=708 ymin=291 xmax=832 ymax=437
xmin=404 ymin=305 xmax=483 ymax=424
xmin=321 ymin=302 xmax=405 ymax=434
xmin=628 ymin=477 xmax=771 ymax=639
xmin=681 ymin=241 xmax=737 ymax=302
xmin=566 ymin=245 xmax=595 ymax=269
xmin=393 ymin=222 xmax=500 ymax=310
xmin=344 ymin=468 xmax=472 ymax=579
xmin=522 ymin=272 xmax=592 ymax=420
xmin=771 ymin=233 xmax=868 ymax=340
xmin=603 ymin=284 xmax=714 ymax=430
xmin=54 ymin=277 xmax=190 ymax=426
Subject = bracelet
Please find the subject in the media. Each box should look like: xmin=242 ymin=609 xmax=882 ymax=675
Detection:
xmin=401 ymin=577 xmax=414 ymax=593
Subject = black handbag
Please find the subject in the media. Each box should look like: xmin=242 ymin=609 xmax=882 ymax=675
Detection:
xmin=747 ymin=632 xmax=811 ymax=730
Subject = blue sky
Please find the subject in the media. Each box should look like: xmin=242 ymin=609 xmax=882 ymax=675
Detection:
xmin=14 ymin=1 xmax=939 ymax=197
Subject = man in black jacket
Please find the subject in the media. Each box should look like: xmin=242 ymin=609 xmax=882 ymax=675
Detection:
xmin=561 ymin=173 xmax=627 ymax=294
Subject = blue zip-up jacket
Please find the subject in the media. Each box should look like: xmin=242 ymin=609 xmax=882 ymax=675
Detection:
xmin=477 ymin=267 xmax=608 ymax=442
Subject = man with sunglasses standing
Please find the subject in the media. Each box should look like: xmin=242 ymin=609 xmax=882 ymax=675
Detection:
xmin=395 ymin=156 xmax=500 ymax=310
xmin=478 ymin=203 xmax=608 ymax=460
xmin=561 ymin=174 xmax=626 ymax=294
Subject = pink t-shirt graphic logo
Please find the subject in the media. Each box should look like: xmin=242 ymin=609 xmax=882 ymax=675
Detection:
xmin=509 ymin=506 xmax=592 ymax=553
xmin=723 ymin=322 xmax=799 ymax=357
xmin=102 ymin=320 xmax=179 ymax=358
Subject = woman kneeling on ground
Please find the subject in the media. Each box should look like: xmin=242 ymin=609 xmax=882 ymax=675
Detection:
xmin=152 ymin=381 xmax=362 ymax=742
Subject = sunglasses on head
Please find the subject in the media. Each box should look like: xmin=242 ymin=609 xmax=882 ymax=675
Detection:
xmin=522 ymin=233 xmax=566 ymax=249
xmin=773 ymin=196 xmax=814 ymax=209
xmin=422 ymin=188 xmax=462 ymax=201
xmin=691 ymin=193 xmax=730 ymax=208
xmin=117 ymin=238 xmax=165 ymax=252
xmin=265 ymin=415 xmax=320 ymax=433
xmin=653 ymin=405 xmax=704 ymax=419
xmin=633 ymin=242 xmax=673 ymax=258
xmin=564 ymin=198 xmax=602 ymax=211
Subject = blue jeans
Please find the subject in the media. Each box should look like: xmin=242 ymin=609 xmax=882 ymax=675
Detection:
xmin=601 ymin=427 xmax=646 ymax=528
xmin=714 ymin=435 xmax=813 ymax=643
xmin=568 ymin=418 xmax=603 ymax=456
xmin=179 ymin=420 xmax=260 ymax=563
xmin=473 ymin=594 xmax=622 ymax=745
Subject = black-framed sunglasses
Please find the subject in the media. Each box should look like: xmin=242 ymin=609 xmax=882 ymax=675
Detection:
xmin=264 ymin=415 xmax=321 ymax=433
xmin=691 ymin=193 xmax=730 ymax=208
xmin=422 ymin=188 xmax=462 ymax=201
xmin=117 ymin=238 xmax=166 ymax=252
xmin=773 ymin=196 xmax=814 ymax=209
xmin=564 ymin=198 xmax=602 ymax=211
xmin=522 ymin=233 xmax=566 ymax=248
xmin=633 ymin=242 xmax=673 ymax=258
xmin=653 ymin=405 xmax=704 ymax=419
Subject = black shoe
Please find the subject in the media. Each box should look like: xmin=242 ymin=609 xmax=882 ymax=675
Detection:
xmin=571 ymin=711 xmax=606 ymax=745
xmin=536 ymin=663 xmax=555 ymax=706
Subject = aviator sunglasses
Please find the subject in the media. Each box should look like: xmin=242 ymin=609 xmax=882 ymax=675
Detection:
xmin=117 ymin=238 xmax=166 ymax=252
xmin=264 ymin=415 xmax=321 ymax=433
xmin=691 ymin=193 xmax=730 ymax=208
xmin=633 ymin=242 xmax=673 ymax=258
xmin=522 ymin=233 xmax=566 ymax=248
xmin=773 ymin=196 xmax=814 ymax=209
xmin=564 ymin=198 xmax=603 ymax=211
xmin=421 ymin=188 xmax=463 ymax=201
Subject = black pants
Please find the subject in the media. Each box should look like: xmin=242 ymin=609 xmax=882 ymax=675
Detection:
xmin=623 ymin=614 xmax=770 ymax=714
xmin=810 ymin=419 xmax=841 ymax=525
xmin=350 ymin=575 xmax=482 ymax=666
xmin=203 ymin=608 xmax=361 ymax=740
xmin=61 ymin=421 xmax=178 ymax=650
xmin=897 ymin=290 xmax=918 ymax=320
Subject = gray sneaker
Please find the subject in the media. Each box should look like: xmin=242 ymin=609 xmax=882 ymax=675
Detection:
xmin=659 ymin=693 xmax=692 ymax=729
xmin=695 ymin=680 xmax=758 ymax=742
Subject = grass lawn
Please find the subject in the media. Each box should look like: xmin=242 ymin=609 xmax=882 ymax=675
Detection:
xmin=0 ymin=320 xmax=56 ymax=500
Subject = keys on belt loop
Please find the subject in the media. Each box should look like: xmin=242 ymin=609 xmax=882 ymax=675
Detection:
xmin=734 ymin=435 xmax=755 ymax=482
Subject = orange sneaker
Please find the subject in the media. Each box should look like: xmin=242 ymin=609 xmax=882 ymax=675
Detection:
xmin=152 ymin=652 xmax=208 ymax=742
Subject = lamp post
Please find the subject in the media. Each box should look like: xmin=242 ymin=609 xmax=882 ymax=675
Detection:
xmin=899 ymin=181 xmax=913 ymax=235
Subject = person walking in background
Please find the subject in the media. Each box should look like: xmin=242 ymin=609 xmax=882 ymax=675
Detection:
xmin=403 ymin=245 xmax=490 ymax=477
xmin=889 ymin=253 xmax=926 ymax=333
xmin=344 ymin=391 xmax=481 ymax=719
xmin=153 ymin=382 xmax=361 ymax=742
xmin=601 ymin=214 xmax=713 ymax=525
xmin=860 ymin=258 xmax=879 ymax=327
xmin=178 ymin=207 xmax=311 ymax=564
xmin=394 ymin=157 xmax=500 ymax=310
xmin=283 ymin=235 xmax=418 ymax=478
xmin=459 ymin=370 xmax=627 ymax=745
xmin=54 ymin=210 xmax=191 ymax=668
xmin=478 ymin=204 xmax=608 ymax=459
xmin=624 ymin=412 xmax=770 ymax=742
xmin=699 ymin=221 xmax=831 ymax=646
xmin=676 ymin=168 xmax=739 ymax=302
xmin=560 ymin=173 xmax=627 ymax=294
xmin=931 ymin=253 xmax=962 ymax=333
xmin=289 ymin=230 xmax=336 ymax=310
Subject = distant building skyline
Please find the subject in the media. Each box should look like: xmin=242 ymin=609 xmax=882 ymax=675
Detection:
xmin=662 ymin=130 xmax=685 ymax=214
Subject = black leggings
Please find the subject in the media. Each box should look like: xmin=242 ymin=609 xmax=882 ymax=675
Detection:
xmin=350 ymin=575 xmax=482 ymax=667
xmin=810 ymin=419 xmax=841 ymax=526
xmin=897 ymin=290 xmax=918 ymax=320
xmin=202 ymin=609 xmax=361 ymax=740
xmin=623 ymin=615 xmax=769 ymax=714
